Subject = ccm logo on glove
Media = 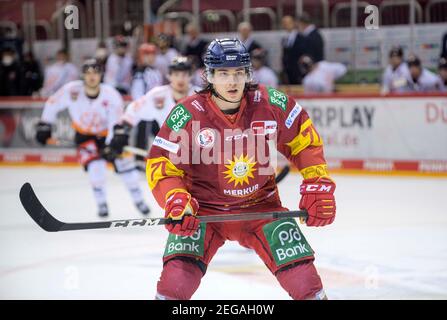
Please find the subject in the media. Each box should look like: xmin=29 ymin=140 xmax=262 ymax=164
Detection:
xmin=299 ymin=177 xmax=336 ymax=227
xmin=301 ymin=184 xmax=333 ymax=192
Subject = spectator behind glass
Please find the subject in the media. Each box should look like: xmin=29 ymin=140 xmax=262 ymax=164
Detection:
xmin=381 ymin=46 xmax=410 ymax=94
xmin=251 ymin=48 xmax=278 ymax=88
xmin=189 ymin=55 xmax=206 ymax=88
xmin=104 ymin=35 xmax=133 ymax=95
xmin=441 ymin=32 xmax=447 ymax=59
xmin=438 ymin=57 xmax=447 ymax=87
xmin=237 ymin=22 xmax=262 ymax=55
xmin=40 ymin=49 xmax=79 ymax=97
xmin=281 ymin=15 xmax=302 ymax=84
xmin=297 ymin=13 xmax=324 ymax=63
xmin=405 ymin=54 xmax=445 ymax=92
xmin=131 ymin=43 xmax=163 ymax=100
xmin=155 ymin=33 xmax=179 ymax=83
xmin=183 ymin=22 xmax=208 ymax=68
xmin=0 ymin=47 xmax=21 ymax=96
xmin=95 ymin=41 xmax=109 ymax=74
xmin=21 ymin=51 xmax=43 ymax=96
xmin=299 ymin=55 xmax=347 ymax=94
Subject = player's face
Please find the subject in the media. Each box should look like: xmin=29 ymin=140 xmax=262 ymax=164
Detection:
xmin=142 ymin=53 xmax=156 ymax=66
xmin=390 ymin=56 xmax=402 ymax=68
xmin=252 ymin=58 xmax=262 ymax=70
xmin=169 ymin=70 xmax=191 ymax=92
xmin=409 ymin=65 xmax=422 ymax=79
xmin=115 ymin=46 xmax=127 ymax=56
xmin=83 ymin=69 xmax=101 ymax=88
xmin=211 ymin=67 xmax=248 ymax=101
xmin=439 ymin=68 xmax=447 ymax=81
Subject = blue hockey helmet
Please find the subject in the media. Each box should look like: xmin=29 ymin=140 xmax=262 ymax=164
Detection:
xmin=204 ymin=38 xmax=251 ymax=69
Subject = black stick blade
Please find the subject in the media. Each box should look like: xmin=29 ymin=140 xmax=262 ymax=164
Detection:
xmin=275 ymin=165 xmax=290 ymax=184
xmin=19 ymin=183 xmax=64 ymax=232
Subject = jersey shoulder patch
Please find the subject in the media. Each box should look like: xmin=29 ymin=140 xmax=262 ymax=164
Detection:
xmin=101 ymin=83 xmax=122 ymax=98
xmin=148 ymin=84 xmax=170 ymax=96
xmin=166 ymin=102 xmax=193 ymax=132
xmin=63 ymin=80 xmax=83 ymax=91
xmin=266 ymin=86 xmax=288 ymax=111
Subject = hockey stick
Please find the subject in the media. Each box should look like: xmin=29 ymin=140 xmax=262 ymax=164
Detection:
xmin=19 ymin=182 xmax=308 ymax=232
xmin=275 ymin=165 xmax=290 ymax=184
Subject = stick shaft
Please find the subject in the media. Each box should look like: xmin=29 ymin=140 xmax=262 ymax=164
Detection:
xmin=20 ymin=182 xmax=307 ymax=232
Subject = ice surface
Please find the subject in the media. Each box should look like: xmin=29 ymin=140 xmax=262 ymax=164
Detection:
xmin=1 ymin=166 xmax=446 ymax=299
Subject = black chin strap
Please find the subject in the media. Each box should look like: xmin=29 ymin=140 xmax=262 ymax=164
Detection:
xmin=211 ymin=87 xmax=244 ymax=104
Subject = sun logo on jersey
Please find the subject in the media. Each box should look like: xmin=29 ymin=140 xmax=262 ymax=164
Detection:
xmin=223 ymin=154 xmax=257 ymax=187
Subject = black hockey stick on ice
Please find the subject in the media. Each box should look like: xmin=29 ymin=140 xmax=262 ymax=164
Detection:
xmin=19 ymin=182 xmax=308 ymax=232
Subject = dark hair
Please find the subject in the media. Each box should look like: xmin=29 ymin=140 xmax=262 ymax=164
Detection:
xmin=297 ymin=12 xmax=312 ymax=24
xmin=389 ymin=46 xmax=403 ymax=58
xmin=57 ymin=48 xmax=68 ymax=56
xmin=2 ymin=46 xmax=16 ymax=54
xmin=196 ymin=82 xmax=259 ymax=96
xmin=407 ymin=54 xmax=421 ymax=67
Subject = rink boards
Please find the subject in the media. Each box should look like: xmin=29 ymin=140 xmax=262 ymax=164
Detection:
xmin=0 ymin=93 xmax=446 ymax=176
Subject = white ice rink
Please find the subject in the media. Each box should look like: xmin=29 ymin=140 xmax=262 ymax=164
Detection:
xmin=1 ymin=166 xmax=446 ymax=299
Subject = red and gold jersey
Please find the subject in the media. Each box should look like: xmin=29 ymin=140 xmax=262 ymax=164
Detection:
xmin=146 ymin=85 xmax=330 ymax=213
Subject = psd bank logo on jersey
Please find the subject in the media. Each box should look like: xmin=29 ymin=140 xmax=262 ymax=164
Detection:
xmin=196 ymin=128 xmax=216 ymax=148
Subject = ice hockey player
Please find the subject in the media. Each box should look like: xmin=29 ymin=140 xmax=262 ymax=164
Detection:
xmin=35 ymin=59 xmax=150 ymax=217
xmin=107 ymin=56 xmax=200 ymax=156
xmin=146 ymin=38 xmax=337 ymax=300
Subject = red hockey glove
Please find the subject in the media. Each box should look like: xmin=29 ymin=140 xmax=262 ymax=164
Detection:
xmin=299 ymin=177 xmax=336 ymax=227
xmin=164 ymin=191 xmax=200 ymax=236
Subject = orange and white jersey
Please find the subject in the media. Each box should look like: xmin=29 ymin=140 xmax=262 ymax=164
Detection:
xmin=41 ymin=80 xmax=124 ymax=142
xmin=122 ymin=84 xmax=199 ymax=127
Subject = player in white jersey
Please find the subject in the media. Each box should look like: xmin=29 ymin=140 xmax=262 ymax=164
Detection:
xmin=381 ymin=46 xmax=411 ymax=94
xmin=35 ymin=59 xmax=150 ymax=217
xmin=439 ymin=57 xmax=447 ymax=88
xmin=404 ymin=54 xmax=445 ymax=92
xmin=299 ymin=55 xmax=347 ymax=93
xmin=107 ymin=56 xmax=200 ymax=157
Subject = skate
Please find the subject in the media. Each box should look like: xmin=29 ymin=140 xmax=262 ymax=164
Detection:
xmin=135 ymin=201 xmax=150 ymax=215
xmin=98 ymin=203 xmax=109 ymax=217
